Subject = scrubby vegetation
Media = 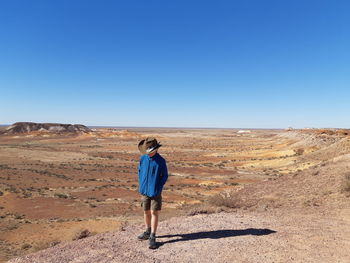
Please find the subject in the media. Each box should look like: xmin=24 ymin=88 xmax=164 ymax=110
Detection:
xmin=341 ymin=172 xmax=350 ymax=194
xmin=72 ymin=229 xmax=91 ymax=240
xmin=208 ymin=191 xmax=247 ymax=209
xmin=186 ymin=204 xmax=222 ymax=216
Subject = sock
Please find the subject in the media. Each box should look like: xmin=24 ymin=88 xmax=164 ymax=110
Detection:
xmin=146 ymin=227 xmax=151 ymax=234
xmin=150 ymin=232 xmax=156 ymax=238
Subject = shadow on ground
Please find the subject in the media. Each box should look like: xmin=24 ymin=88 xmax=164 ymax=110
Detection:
xmin=158 ymin=228 xmax=276 ymax=245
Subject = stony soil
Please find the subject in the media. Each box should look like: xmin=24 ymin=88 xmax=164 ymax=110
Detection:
xmin=8 ymin=208 xmax=350 ymax=263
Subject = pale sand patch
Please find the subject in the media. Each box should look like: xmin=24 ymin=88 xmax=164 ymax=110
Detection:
xmin=0 ymin=147 xmax=96 ymax=162
xmin=3 ymin=218 xmax=121 ymax=248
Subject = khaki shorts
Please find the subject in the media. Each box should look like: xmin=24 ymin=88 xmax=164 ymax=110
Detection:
xmin=141 ymin=194 xmax=162 ymax=211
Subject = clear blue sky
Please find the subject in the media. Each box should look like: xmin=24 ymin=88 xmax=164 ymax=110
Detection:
xmin=0 ymin=0 xmax=349 ymax=128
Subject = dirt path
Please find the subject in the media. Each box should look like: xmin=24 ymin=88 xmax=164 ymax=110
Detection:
xmin=8 ymin=209 xmax=350 ymax=263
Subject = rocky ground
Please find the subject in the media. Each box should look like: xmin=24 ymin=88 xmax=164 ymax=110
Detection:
xmin=8 ymin=208 xmax=350 ymax=263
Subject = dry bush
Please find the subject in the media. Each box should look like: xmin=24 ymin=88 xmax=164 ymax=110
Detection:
xmin=119 ymin=221 xmax=128 ymax=231
xmin=208 ymin=191 xmax=248 ymax=209
xmin=186 ymin=204 xmax=225 ymax=216
xmin=54 ymin=193 xmax=69 ymax=199
xmin=21 ymin=243 xmax=32 ymax=250
xmin=49 ymin=240 xmax=61 ymax=247
xmin=32 ymin=241 xmax=53 ymax=252
xmin=294 ymin=148 xmax=305 ymax=156
xmin=72 ymin=229 xmax=91 ymax=240
xmin=335 ymin=129 xmax=350 ymax=136
xmin=314 ymin=129 xmax=335 ymax=136
xmin=341 ymin=173 xmax=350 ymax=194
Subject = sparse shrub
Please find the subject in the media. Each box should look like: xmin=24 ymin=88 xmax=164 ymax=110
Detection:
xmin=49 ymin=240 xmax=61 ymax=247
xmin=15 ymin=214 xmax=24 ymax=219
xmin=208 ymin=191 xmax=248 ymax=208
xmin=7 ymin=223 xmax=18 ymax=230
xmin=32 ymin=241 xmax=51 ymax=251
xmin=73 ymin=229 xmax=91 ymax=240
xmin=0 ymin=164 xmax=10 ymax=169
xmin=54 ymin=193 xmax=68 ymax=199
xmin=6 ymin=185 xmax=19 ymax=193
xmin=341 ymin=173 xmax=350 ymax=194
xmin=186 ymin=204 xmax=223 ymax=216
xmin=23 ymin=191 xmax=32 ymax=198
xmin=119 ymin=221 xmax=128 ymax=231
xmin=303 ymin=199 xmax=320 ymax=207
xmin=294 ymin=148 xmax=304 ymax=156
xmin=21 ymin=243 xmax=32 ymax=250
xmin=312 ymin=170 xmax=320 ymax=176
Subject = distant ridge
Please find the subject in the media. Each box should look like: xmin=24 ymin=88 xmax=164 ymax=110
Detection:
xmin=2 ymin=122 xmax=91 ymax=134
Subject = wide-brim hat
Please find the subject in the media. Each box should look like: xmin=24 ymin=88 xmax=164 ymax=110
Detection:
xmin=138 ymin=137 xmax=162 ymax=155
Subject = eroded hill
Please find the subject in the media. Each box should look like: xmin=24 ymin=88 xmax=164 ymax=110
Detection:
xmin=2 ymin=122 xmax=91 ymax=135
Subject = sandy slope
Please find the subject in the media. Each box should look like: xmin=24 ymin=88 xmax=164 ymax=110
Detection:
xmin=8 ymin=208 xmax=350 ymax=263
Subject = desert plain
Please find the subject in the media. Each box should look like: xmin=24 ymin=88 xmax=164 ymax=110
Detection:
xmin=1 ymin=126 xmax=350 ymax=262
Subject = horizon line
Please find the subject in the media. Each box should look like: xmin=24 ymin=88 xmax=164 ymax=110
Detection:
xmin=1 ymin=123 xmax=348 ymax=130
xmin=0 ymin=123 xmax=284 ymax=130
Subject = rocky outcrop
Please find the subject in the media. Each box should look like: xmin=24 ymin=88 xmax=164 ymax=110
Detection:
xmin=3 ymin=122 xmax=91 ymax=134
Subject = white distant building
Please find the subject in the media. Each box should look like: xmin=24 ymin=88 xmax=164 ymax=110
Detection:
xmin=237 ymin=130 xmax=251 ymax=134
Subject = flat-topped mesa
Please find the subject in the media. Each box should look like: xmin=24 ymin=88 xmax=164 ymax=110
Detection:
xmin=3 ymin=122 xmax=91 ymax=134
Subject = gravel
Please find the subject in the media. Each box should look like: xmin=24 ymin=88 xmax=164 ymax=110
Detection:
xmin=8 ymin=209 xmax=350 ymax=263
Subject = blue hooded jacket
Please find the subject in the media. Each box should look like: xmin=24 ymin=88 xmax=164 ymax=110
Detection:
xmin=137 ymin=153 xmax=168 ymax=197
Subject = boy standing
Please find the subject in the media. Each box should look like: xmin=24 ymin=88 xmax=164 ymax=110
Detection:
xmin=137 ymin=137 xmax=168 ymax=249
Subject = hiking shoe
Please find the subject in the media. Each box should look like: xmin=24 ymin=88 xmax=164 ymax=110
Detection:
xmin=149 ymin=235 xmax=157 ymax=249
xmin=137 ymin=231 xmax=150 ymax=240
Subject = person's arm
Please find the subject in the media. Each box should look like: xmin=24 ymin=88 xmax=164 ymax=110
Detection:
xmin=137 ymin=156 xmax=142 ymax=183
xmin=160 ymin=160 xmax=168 ymax=186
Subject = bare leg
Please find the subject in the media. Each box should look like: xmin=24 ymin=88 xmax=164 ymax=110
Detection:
xmin=151 ymin=210 xmax=159 ymax=234
xmin=144 ymin=210 xmax=151 ymax=229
